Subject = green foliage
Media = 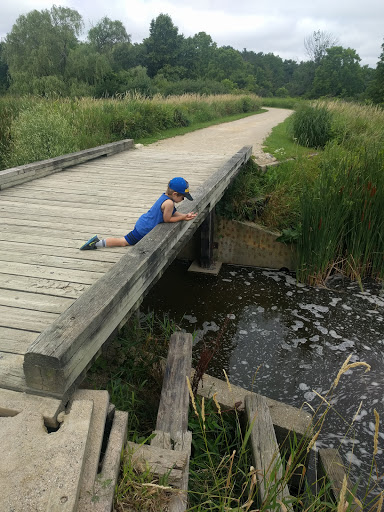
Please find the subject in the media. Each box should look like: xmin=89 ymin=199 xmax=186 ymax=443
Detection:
xmin=368 ymin=40 xmax=384 ymax=104
xmin=216 ymin=159 xmax=266 ymax=222
xmin=291 ymin=103 xmax=333 ymax=148
xmin=0 ymin=8 xmax=375 ymax=100
xmin=88 ymin=16 xmax=130 ymax=53
xmin=312 ymin=46 xmax=364 ymax=98
xmin=4 ymin=101 xmax=80 ymax=167
xmin=4 ymin=6 xmax=83 ymax=80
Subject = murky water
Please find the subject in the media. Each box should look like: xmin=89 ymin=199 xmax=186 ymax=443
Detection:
xmin=142 ymin=260 xmax=384 ymax=493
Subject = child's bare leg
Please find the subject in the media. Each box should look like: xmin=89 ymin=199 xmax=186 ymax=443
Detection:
xmin=105 ymin=237 xmax=130 ymax=247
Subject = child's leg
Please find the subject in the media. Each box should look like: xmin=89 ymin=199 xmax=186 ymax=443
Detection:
xmin=104 ymin=237 xmax=130 ymax=247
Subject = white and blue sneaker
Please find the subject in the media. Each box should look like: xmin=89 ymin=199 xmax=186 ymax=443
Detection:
xmin=80 ymin=235 xmax=99 ymax=250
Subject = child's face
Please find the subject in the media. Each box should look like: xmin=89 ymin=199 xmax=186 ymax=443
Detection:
xmin=172 ymin=192 xmax=185 ymax=203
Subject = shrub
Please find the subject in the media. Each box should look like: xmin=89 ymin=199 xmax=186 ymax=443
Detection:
xmin=5 ymin=101 xmax=79 ymax=167
xmin=291 ymin=103 xmax=333 ymax=148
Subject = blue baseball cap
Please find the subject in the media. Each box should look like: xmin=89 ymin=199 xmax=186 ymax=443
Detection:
xmin=169 ymin=177 xmax=193 ymax=200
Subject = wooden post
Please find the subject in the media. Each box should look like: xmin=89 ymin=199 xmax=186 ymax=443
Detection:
xmin=200 ymin=210 xmax=214 ymax=269
xmin=245 ymin=394 xmax=291 ymax=509
xmin=318 ymin=449 xmax=362 ymax=511
xmin=151 ymin=332 xmax=193 ymax=512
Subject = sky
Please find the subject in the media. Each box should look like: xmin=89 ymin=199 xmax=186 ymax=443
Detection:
xmin=1 ymin=0 xmax=383 ymax=68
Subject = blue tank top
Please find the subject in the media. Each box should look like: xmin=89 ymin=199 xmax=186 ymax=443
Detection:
xmin=135 ymin=193 xmax=176 ymax=236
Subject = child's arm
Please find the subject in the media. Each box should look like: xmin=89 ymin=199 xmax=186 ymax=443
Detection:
xmin=162 ymin=200 xmax=197 ymax=223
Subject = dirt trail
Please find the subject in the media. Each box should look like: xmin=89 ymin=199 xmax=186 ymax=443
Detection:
xmin=142 ymin=107 xmax=293 ymax=166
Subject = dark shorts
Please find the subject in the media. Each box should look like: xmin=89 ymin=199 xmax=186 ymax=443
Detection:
xmin=124 ymin=227 xmax=144 ymax=246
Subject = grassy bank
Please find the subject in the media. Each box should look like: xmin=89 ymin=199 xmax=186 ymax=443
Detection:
xmin=219 ymin=100 xmax=384 ymax=285
xmin=0 ymin=93 xmax=262 ymax=170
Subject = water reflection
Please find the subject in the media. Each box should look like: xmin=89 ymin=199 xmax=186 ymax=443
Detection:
xmin=142 ymin=260 xmax=384 ymax=491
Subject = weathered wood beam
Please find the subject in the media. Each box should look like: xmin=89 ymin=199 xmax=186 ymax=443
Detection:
xmin=23 ymin=146 xmax=252 ymax=395
xmin=245 ymin=394 xmax=291 ymax=508
xmin=318 ymin=448 xmax=362 ymax=511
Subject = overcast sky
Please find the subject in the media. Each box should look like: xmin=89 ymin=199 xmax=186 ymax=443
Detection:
xmin=1 ymin=0 xmax=383 ymax=68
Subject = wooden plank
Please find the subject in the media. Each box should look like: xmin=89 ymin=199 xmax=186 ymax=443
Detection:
xmin=0 ymin=237 xmax=125 ymax=260
xmin=0 ymin=327 xmax=38 ymax=354
xmin=0 ymin=261 xmax=103 ymax=284
xmin=126 ymin=441 xmax=187 ymax=487
xmin=155 ymin=332 xmax=193 ymax=437
xmin=23 ymin=147 xmax=252 ymax=395
xmin=0 ymin=273 xmax=89 ymax=299
xmin=0 ymin=289 xmax=73 ymax=314
xmin=0 ymin=214 xmax=134 ymax=234
xmin=0 ymin=305 xmax=58 ymax=332
xmin=0 ymin=250 xmax=116 ymax=274
xmin=318 ymin=449 xmax=362 ymax=510
xmin=245 ymin=394 xmax=290 ymax=507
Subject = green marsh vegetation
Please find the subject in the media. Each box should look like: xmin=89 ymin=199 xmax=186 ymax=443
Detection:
xmin=219 ymin=100 xmax=384 ymax=286
xmin=0 ymin=93 xmax=262 ymax=170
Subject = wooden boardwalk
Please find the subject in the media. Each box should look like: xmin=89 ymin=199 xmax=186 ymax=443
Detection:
xmin=0 ymin=142 xmax=251 ymax=397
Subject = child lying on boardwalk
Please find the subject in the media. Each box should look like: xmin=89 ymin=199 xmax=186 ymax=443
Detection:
xmin=80 ymin=177 xmax=197 ymax=249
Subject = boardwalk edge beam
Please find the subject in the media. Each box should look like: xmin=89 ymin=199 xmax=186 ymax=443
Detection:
xmin=23 ymin=146 xmax=252 ymax=395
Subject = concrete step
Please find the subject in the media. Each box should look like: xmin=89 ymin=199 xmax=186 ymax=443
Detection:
xmin=0 ymin=399 xmax=94 ymax=511
xmin=0 ymin=388 xmax=128 ymax=512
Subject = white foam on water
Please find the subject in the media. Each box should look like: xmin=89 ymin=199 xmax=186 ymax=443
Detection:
xmin=309 ymin=335 xmax=320 ymax=342
xmin=342 ymin=304 xmax=353 ymax=311
xmin=244 ymin=281 xmax=251 ymax=286
xmin=315 ymin=324 xmax=328 ymax=335
xmin=304 ymin=391 xmax=316 ymax=401
xmin=286 ymin=291 xmax=293 ymax=296
xmin=271 ymin=305 xmax=278 ymax=310
xmin=183 ymin=314 xmax=197 ymax=324
xmin=222 ymin=278 xmax=232 ymax=282
xmin=292 ymin=338 xmax=307 ymax=348
xmin=291 ymin=320 xmax=304 ymax=331
xmin=329 ymin=329 xmax=343 ymax=339
xmin=345 ymin=451 xmax=362 ymax=467
xmin=227 ymin=314 xmax=236 ymax=319
xmin=327 ymin=339 xmax=355 ymax=351
xmin=239 ymin=330 xmax=248 ymax=335
xmin=330 ymin=298 xmax=342 ymax=307
xmin=299 ymin=383 xmax=309 ymax=390
xmin=299 ymin=303 xmax=329 ymax=317
xmin=257 ymin=306 xmax=265 ymax=313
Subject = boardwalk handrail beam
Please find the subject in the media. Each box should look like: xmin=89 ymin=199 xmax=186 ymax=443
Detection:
xmin=23 ymin=146 xmax=252 ymax=396
xmin=0 ymin=139 xmax=134 ymax=191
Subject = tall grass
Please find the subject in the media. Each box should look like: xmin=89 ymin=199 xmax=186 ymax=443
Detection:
xmin=0 ymin=93 xmax=262 ymax=169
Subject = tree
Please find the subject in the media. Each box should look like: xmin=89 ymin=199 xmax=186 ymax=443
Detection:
xmin=4 ymin=6 xmax=83 ymax=84
xmin=0 ymin=42 xmax=9 ymax=93
xmin=368 ymin=40 xmax=384 ymax=104
xmin=144 ymin=14 xmax=184 ymax=77
xmin=88 ymin=17 xmax=130 ymax=53
xmin=304 ymin=30 xmax=339 ymax=65
xmin=312 ymin=46 xmax=364 ymax=98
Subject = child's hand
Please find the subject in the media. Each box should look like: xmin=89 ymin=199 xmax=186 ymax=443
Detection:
xmin=185 ymin=212 xmax=197 ymax=221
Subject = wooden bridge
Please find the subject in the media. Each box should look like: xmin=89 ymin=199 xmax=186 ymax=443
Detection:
xmin=0 ymin=139 xmax=251 ymax=398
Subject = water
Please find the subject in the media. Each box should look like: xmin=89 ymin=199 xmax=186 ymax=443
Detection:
xmin=142 ymin=260 xmax=384 ymax=493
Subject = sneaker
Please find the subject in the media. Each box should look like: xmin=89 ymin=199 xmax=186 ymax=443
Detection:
xmin=80 ymin=235 xmax=99 ymax=250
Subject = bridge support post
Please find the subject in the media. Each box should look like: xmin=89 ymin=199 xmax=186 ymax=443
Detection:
xmin=188 ymin=209 xmax=222 ymax=275
xmin=200 ymin=210 xmax=214 ymax=269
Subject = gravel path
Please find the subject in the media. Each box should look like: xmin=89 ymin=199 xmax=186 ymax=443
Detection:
xmin=142 ymin=107 xmax=293 ymax=166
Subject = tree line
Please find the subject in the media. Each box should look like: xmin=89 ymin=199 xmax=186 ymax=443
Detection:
xmin=0 ymin=6 xmax=383 ymax=103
